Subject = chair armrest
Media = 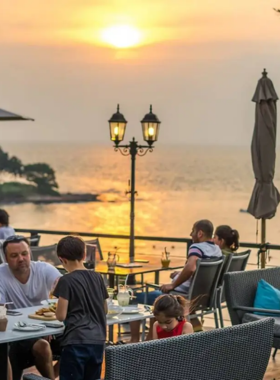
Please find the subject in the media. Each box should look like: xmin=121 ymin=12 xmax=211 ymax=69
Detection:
xmin=233 ymin=305 xmax=280 ymax=315
xmin=145 ymin=283 xmax=161 ymax=289
xmin=23 ymin=374 xmax=51 ymax=380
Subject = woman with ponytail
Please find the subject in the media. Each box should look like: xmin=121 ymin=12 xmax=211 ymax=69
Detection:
xmin=213 ymin=225 xmax=240 ymax=255
xmin=152 ymin=294 xmax=193 ymax=339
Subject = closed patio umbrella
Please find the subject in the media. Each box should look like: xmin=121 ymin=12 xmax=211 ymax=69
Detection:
xmin=0 ymin=108 xmax=34 ymax=121
xmin=247 ymin=69 xmax=280 ymax=268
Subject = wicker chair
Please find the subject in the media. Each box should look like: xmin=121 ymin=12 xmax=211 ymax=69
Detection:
xmin=23 ymin=319 xmax=273 ymax=380
xmin=105 ymin=318 xmax=274 ymax=380
xmin=216 ymin=250 xmax=251 ymax=327
xmin=224 ymin=267 xmax=280 ymax=359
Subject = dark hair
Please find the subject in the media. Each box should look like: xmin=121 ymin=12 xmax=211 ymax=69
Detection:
xmin=153 ymin=294 xmax=188 ymax=319
xmin=57 ymin=235 xmax=86 ymax=261
xmin=3 ymin=235 xmax=30 ymax=254
xmin=215 ymin=225 xmax=240 ymax=252
xmin=194 ymin=219 xmax=213 ymax=239
xmin=0 ymin=209 xmax=10 ymax=226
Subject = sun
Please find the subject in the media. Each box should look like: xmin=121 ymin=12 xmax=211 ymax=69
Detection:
xmin=101 ymin=25 xmax=142 ymax=48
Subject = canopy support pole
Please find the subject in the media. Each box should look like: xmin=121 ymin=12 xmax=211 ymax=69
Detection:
xmin=261 ymin=218 xmax=266 ymax=269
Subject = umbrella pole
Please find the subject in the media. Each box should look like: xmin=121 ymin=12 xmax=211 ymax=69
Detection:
xmin=261 ymin=218 xmax=266 ymax=268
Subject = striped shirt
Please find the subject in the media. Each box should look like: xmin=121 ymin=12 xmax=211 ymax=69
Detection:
xmin=172 ymin=241 xmax=222 ymax=293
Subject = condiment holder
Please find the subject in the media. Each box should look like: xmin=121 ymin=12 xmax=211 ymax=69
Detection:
xmin=161 ymin=247 xmax=171 ymax=268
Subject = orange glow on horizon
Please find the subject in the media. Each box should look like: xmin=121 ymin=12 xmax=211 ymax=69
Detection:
xmin=100 ymin=25 xmax=142 ymax=48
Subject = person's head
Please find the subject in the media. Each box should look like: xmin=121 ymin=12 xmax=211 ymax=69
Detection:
xmin=0 ymin=209 xmax=10 ymax=227
xmin=190 ymin=219 xmax=213 ymax=243
xmin=153 ymin=294 xmax=189 ymax=331
xmin=57 ymin=235 xmax=86 ymax=268
xmin=213 ymin=225 xmax=240 ymax=252
xmin=3 ymin=235 xmax=31 ymax=275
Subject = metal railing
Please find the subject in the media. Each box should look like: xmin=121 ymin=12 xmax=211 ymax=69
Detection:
xmin=15 ymin=227 xmax=280 ymax=267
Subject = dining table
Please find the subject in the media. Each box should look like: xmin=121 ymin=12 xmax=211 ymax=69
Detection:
xmin=91 ymin=261 xmax=185 ymax=288
xmin=0 ymin=304 xmax=153 ymax=380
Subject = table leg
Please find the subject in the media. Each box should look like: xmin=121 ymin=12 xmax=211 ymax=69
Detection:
xmin=141 ymin=320 xmax=146 ymax=341
xmin=108 ymin=325 xmax=114 ymax=342
xmin=109 ymin=273 xmax=115 ymax=288
xmin=154 ymin=271 xmax=160 ymax=285
xmin=0 ymin=342 xmax=8 ymax=380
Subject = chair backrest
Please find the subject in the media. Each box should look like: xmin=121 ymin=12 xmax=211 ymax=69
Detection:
xmin=29 ymin=234 xmax=41 ymax=247
xmin=220 ymin=250 xmax=251 ymax=303
xmin=30 ymin=244 xmax=60 ymax=266
xmin=188 ymin=257 xmax=224 ymax=310
xmin=225 ymin=267 xmax=280 ymax=325
xmin=84 ymin=238 xmax=103 ymax=261
xmin=229 ymin=250 xmax=251 ymax=272
xmin=217 ymin=253 xmax=233 ymax=288
xmin=105 ymin=318 xmax=274 ymax=380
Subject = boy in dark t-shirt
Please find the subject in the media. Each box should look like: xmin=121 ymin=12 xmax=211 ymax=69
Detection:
xmin=53 ymin=236 xmax=108 ymax=380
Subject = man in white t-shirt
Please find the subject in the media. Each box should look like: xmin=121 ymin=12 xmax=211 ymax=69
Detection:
xmin=0 ymin=235 xmax=62 ymax=380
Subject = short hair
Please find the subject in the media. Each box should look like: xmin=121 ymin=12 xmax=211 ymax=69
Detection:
xmin=57 ymin=236 xmax=85 ymax=261
xmin=3 ymin=235 xmax=30 ymax=255
xmin=0 ymin=209 xmax=10 ymax=226
xmin=194 ymin=219 xmax=213 ymax=238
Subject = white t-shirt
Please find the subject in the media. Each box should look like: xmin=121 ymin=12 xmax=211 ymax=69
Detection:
xmin=0 ymin=261 xmax=62 ymax=309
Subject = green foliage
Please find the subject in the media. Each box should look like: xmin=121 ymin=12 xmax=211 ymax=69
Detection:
xmin=0 ymin=147 xmax=59 ymax=195
xmin=0 ymin=148 xmax=23 ymax=176
xmin=0 ymin=182 xmax=38 ymax=198
xmin=24 ymin=163 xmax=59 ymax=195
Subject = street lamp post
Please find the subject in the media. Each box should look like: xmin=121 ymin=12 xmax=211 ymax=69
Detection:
xmin=108 ymin=105 xmax=161 ymax=263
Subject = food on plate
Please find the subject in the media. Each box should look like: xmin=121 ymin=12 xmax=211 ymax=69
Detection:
xmin=43 ymin=312 xmax=55 ymax=317
xmin=108 ymin=309 xmax=118 ymax=315
xmin=36 ymin=303 xmax=57 ymax=316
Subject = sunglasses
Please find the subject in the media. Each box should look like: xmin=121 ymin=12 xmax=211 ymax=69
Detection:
xmin=3 ymin=235 xmax=30 ymax=251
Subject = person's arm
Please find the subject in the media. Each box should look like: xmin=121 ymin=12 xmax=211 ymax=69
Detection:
xmin=170 ymin=271 xmax=179 ymax=279
xmin=152 ymin=321 xmax=159 ymax=340
xmin=171 ymin=256 xmax=198 ymax=288
xmin=182 ymin=322 xmax=194 ymax=335
xmin=56 ymin=297 xmax=69 ymax=322
xmin=42 ymin=262 xmax=63 ymax=294
xmin=53 ymin=277 xmax=69 ymax=321
xmin=161 ymin=256 xmax=198 ymax=293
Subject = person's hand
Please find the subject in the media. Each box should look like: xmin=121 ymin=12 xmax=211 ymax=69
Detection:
xmin=160 ymin=284 xmax=174 ymax=293
xmin=170 ymin=271 xmax=179 ymax=279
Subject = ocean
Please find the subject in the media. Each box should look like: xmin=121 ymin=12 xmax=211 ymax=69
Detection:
xmin=2 ymin=142 xmax=280 ymax=267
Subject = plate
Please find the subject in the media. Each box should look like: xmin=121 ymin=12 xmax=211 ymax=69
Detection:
xmin=14 ymin=322 xmax=46 ymax=332
xmin=121 ymin=307 xmax=141 ymax=314
xmin=41 ymin=299 xmax=58 ymax=306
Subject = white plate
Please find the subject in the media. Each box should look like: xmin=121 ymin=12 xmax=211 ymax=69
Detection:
xmin=121 ymin=307 xmax=141 ymax=314
xmin=41 ymin=299 xmax=58 ymax=306
xmin=14 ymin=322 xmax=46 ymax=332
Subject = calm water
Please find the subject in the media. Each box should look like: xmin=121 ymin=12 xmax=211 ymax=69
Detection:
xmin=2 ymin=142 xmax=280 ymax=266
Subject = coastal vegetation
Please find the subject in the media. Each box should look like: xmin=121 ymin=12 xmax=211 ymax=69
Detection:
xmin=0 ymin=147 xmax=59 ymax=199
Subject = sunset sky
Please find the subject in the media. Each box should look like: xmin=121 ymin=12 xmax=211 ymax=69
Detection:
xmin=1 ymin=0 xmax=280 ymax=145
